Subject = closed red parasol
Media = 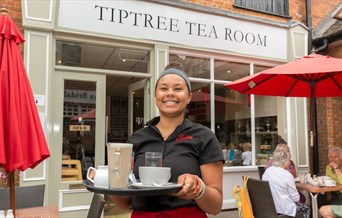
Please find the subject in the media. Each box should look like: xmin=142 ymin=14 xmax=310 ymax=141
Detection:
xmin=0 ymin=8 xmax=50 ymax=213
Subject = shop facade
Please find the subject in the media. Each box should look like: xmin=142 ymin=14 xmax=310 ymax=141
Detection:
xmin=21 ymin=0 xmax=309 ymax=216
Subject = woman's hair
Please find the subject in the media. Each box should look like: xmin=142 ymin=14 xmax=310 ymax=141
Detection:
xmin=272 ymin=150 xmax=291 ymax=167
xmin=273 ymin=143 xmax=291 ymax=159
xmin=155 ymin=63 xmax=191 ymax=93
xmin=328 ymin=146 xmax=342 ymax=159
xmin=164 ymin=63 xmax=183 ymax=71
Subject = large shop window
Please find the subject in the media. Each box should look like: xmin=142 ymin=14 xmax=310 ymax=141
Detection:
xmin=56 ymin=40 xmax=150 ymax=73
xmin=170 ymin=53 xmax=281 ymax=167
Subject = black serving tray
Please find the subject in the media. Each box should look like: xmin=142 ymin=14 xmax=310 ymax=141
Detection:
xmin=82 ymin=180 xmax=183 ymax=196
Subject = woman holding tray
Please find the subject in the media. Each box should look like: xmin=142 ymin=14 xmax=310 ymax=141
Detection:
xmin=109 ymin=63 xmax=225 ymax=217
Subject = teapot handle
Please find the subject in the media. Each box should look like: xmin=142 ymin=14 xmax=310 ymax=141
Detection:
xmin=86 ymin=167 xmax=96 ymax=183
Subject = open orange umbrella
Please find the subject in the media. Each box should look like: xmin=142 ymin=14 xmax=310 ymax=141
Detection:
xmin=0 ymin=10 xmax=50 ymax=213
xmin=225 ymin=53 xmax=342 ymax=175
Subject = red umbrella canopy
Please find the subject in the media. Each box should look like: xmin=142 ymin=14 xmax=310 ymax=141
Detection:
xmin=225 ymin=54 xmax=342 ymax=98
xmin=0 ymin=15 xmax=50 ymax=173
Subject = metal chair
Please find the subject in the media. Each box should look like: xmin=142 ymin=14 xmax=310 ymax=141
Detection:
xmin=246 ymin=177 xmax=303 ymax=218
xmin=0 ymin=184 xmax=45 ymax=210
xmin=87 ymin=193 xmax=105 ymax=218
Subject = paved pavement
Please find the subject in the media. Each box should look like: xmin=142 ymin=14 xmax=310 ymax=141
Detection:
xmin=208 ymin=209 xmax=239 ymax=218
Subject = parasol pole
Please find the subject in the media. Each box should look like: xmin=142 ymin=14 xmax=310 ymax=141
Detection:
xmin=2 ymin=6 xmax=16 ymax=215
xmin=9 ymin=172 xmax=16 ymax=215
xmin=0 ymin=5 xmax=8 ymax=15
xmin=310 ymin=83 xmax=319 ymax=175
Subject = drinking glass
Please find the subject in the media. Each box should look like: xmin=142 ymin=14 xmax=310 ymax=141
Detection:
xmin=145 ymin=152 xmax=163 ymax=167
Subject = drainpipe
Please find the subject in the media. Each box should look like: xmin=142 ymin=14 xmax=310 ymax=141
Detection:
xmin=306 ymin=0 xmax=313 ymax=54
xmin=313 ymin=38 xmax=329 ymax=53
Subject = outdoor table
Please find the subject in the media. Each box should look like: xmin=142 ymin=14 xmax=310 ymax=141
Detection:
xmin=6 ymin=205 xmax=59 ymax=218
xmin=296 ymin=182 xmax=342 ymax=218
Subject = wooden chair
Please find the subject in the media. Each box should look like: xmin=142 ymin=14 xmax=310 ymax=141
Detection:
xmin=246 ymin=177 xmax=304 ymax=218
xmin=0 ymin=184 xmax=45 ymax=210
xmin=87 ymin=193 xmax=105 ymax=218
xmin=62 ymin=159 xmax=82 ymax=181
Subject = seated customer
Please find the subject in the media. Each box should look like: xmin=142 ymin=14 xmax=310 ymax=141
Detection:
xmin=320 ymin=146 xmax=342 ymax=206
xmin=265 ymin=143 xmax=306 ymax=204
xmin=263 ymin=150 xmax=310 ymax=218
xmin=320 ymin=205 xmax=342 ymax=218
xmin=265 ymin=144 xmax=296 ymax=176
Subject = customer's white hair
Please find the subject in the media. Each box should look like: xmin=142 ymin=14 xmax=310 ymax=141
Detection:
xmin=328 ymin=146 xmax=342 ymax=159
xmin=272 ymin=150 xmax=290 ymax=167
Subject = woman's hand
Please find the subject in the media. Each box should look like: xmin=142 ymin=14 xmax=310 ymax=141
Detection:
xmin=329 ymin=161 xmax=339 ymax=170
xmin=171 ymin=173 xmax=201 ymax=200
xmin=172 ymin=162 xmax=223 ymax=215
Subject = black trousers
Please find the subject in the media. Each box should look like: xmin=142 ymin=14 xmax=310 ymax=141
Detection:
xmin=317 ymin=191 xmax=342 ymax=208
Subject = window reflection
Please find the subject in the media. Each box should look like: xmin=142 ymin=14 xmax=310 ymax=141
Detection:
xmin=254 ymin=96 xmax=282 ymax=165
xmin=56 ymin=40 xmax=149 ymax=73
xmin=253 ymin=65 xmax=282 ymax=165
xmin=214 ymin=60 xmax=250 ymax=81
xmin=216 ymin=85 xmax=251 ymax=166
xmin=169 ymin=54 xmax=210 ymax=79
xmin=188 ymin=82 xmax=211 ymax=128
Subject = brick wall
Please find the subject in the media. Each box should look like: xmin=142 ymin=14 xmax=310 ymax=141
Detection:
xmin=2 ymin=0 xmax=23 ymax=53
xmin=317 ymin=97 xmax=342 ymax=174
xmin=2 ymin=0 xmax=22 ymax=32
xmin=185 ymin=0 xmax=341 ymax=29
xmin=186 ymin=0 xmax=300 ymax=22
xmin=311 ymin=0 xmax=341 ymax=28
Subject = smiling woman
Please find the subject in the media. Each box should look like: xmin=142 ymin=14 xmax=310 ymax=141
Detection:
xmin=106 ymin=63 xmax=225 ymax=217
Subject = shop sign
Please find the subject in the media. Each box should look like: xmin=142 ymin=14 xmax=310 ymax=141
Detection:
xmin=58 ymin=0 xmax=288 ymax=60
xmin=64 ymin=89 xmax=96 ymax=104
xmin=69 ymin=125 xmax=91 ymax=131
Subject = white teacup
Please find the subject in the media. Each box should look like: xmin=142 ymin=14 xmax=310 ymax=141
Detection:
xmin=86 ymin=166 xmax=108 ymax=188
xmin=139 ymin=166 xmax=171 ymax=186
xmin=321 ymin=176 xmax=331 ymax=180
xmin=324 ymin=180 xmax=336 ymax=186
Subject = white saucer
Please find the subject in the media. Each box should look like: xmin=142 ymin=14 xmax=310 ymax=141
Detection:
xmin=325 ymin=184 xmax=336 ymax=187
xmin=130 ymin=182 xmax=182 ymax=189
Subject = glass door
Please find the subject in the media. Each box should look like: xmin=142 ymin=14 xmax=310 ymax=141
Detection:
xmin=50 ymin=71 xmax=105 ymax=216
xmin=128 ymin=79 xmax=149 ymax=136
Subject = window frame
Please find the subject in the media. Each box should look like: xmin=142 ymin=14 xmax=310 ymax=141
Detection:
xmin=234 ymin=0 xmax=291 ymax=19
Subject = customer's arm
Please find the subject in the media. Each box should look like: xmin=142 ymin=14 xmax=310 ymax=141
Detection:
xmin=320 ymin=205 xmax=336 ymax=218
xmin=288 ymin=176 xmax=300 ymax=202
xmin=326 ymin=165 xmax=342 ymax=184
